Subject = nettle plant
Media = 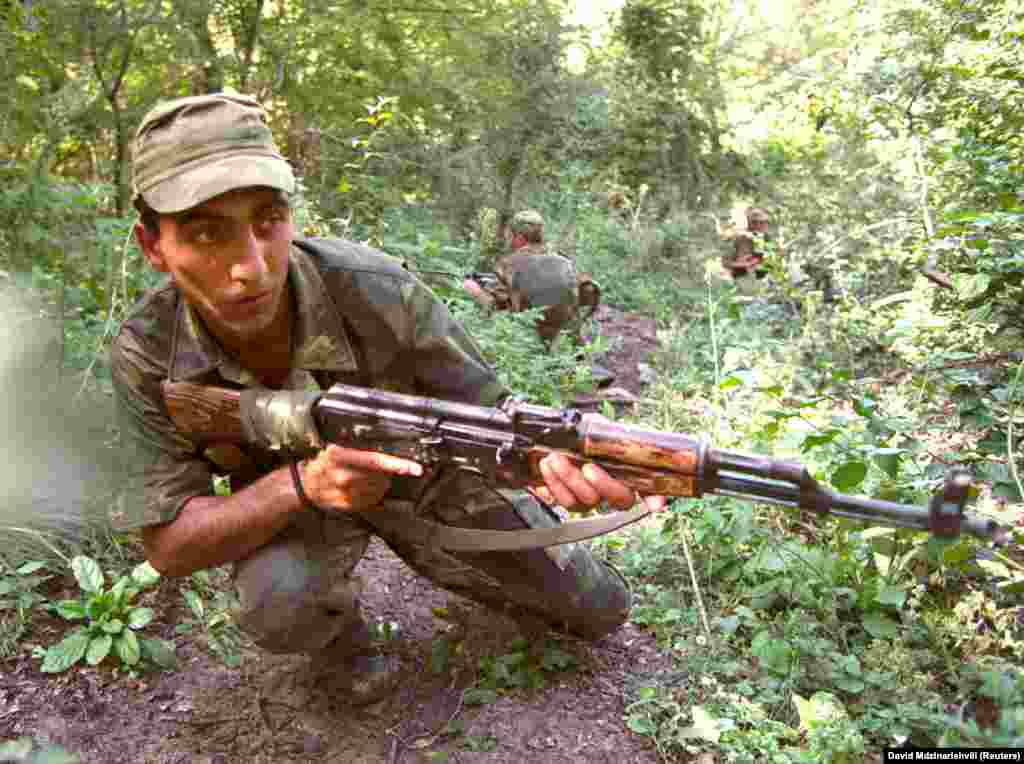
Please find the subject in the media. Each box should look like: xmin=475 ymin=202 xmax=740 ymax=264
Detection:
xmin=40 ymin=556 xmax=176 ymax=673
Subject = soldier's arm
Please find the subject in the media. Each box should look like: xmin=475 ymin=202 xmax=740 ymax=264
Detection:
xmin=141 ymin=446 xmax=422 ymax=577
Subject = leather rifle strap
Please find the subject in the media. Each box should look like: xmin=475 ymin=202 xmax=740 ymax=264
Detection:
xmin=363 ymin=503 xmax=654 ymax=553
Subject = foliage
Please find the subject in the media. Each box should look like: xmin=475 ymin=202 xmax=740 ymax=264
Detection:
xmin=39 ymin=555 xmax=175 ymax=674
xmin=0 ymin=738 xmax=78 ymax=764
xmin=0 ymin=560 xmax=51 ymax=617
xmin=0 ymin=560 xmax=51 ymax=660
xmin=175 ymin=569 xmax=243 ymax=667
xmin=471 ymin=637 xmax=576 ymax=695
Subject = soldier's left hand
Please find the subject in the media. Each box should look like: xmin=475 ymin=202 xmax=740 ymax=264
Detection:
xmin=537 ymin=452 xmax=668 ymax=512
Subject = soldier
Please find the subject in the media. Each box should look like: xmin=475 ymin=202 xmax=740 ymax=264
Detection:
xmin=722 ymin=206 xmax=773 ymax=281
xmin=494 ymin=210 xmax=601 ymax=348
xmin=111 ymin=94 xmax=663 ymax=706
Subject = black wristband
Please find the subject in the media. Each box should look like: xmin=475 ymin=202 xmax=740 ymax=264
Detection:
xmin=289 ymin=458 xmax=322 ymax=512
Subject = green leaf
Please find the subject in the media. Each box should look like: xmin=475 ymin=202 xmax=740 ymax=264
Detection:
xmin=115 ymin=629 xmax=141 ymax=666
xmin=140 ymin=638 xmax=178 ymax=669
xmin=873 ymin=451 xmax=903 ymax=479
xmin=110 ymin=576 xmax=133 ymax=606
xmin=16 ymin=560 xmax=47 ymax=575
xmin=131 ymin=561 xmax=160 ymax=588
xmin=128 ymin=607 xmax=155 ymax=629
xmin=955 ymin=273 xmax=991 ymax=301
xmin=86 ymin=634 xmax=113 ymax=666
xmin=853 ymin=397 xmax=877 ymax=418
xmin=862 ymin=612 xmax=900 ymax=639
xmin=71 ymin=556 xmax=104 ymax=593
xmin=678 ymin=706 xmax=725 ymax=743
xmin=41 ymin=628 xmax=91 ymax=673
xmin=831 ymin=461 xmax=868 ymax=492
xmin=87 ymin=592 xmax=115 ymax=621
xmin=463 ymin=688 xmax=498 ymax=706
xmin=183 ymin=590 xmax=205 ymax=620
xmin=876 ymin=585 xmax=908 ymax=608
xmin=626 ymin=714 xmax=659 ymax=736
xmin=835 ymin=678 xmax=866 ymax=693
xmin=102 ymin=618 xmax=125 ymax=634
xmin=430 ymin=638 xmax=450 ymax=674
xmin=794 ymin=691 xmax=847 ymax=732
xmin=801 ymin=430 xmax=840 ymax=452
xmin=55 ymin=599 xmax=87 ymax=620
xmin=541 ymin=645 xmax=575 ymax=671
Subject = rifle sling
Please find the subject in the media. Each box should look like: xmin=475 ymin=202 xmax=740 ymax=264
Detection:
xmin=363 ymin=504 xmax=654 ymax=552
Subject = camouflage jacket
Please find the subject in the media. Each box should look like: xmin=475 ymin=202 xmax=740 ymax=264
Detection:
xmin=110 ymin=238 xmax=507 ymax=531
xmin=495 ymin=243 xmax=578 ymax=310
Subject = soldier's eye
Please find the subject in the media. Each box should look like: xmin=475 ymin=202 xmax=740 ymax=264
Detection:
xmin=192 ymin=226 xmax=220 ymax=245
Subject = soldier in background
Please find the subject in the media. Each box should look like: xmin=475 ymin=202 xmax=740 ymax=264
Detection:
xmin=466 ymin=210 xmax=600 ymax=348
xmin=722 ymin=206 xmax=773 ymax=281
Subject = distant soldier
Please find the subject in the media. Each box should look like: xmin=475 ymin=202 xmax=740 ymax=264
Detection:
xmin=722 ymin=207 xmax=773 ymax=281
xmin=465 ymin=210 xmax=601 ymax=348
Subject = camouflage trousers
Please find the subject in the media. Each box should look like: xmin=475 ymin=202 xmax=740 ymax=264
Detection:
xmin=232 ymin=469 xmax=631 ymax=654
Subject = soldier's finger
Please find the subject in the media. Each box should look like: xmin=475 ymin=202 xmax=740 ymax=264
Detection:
xmin=581 ymin=463 xmax=636 ymax=510
xmin=322 ymin=444 xmax=423 ymax=477
xmin=538 ymin=455 xmax=579 ymax=509
xmin=543 ymin=453 xmax=602 ymax=508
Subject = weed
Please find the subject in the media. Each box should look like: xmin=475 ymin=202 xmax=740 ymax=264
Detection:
xmin=0 ymin=737 xmax=79 ymax=763
xmin=39 ymin=555 xmax=175 ymax=674
xmin=175 ymin=569 xmax=243 ymax=667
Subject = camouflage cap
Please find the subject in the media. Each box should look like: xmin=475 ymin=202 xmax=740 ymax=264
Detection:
xmin=510 ymin=209 xmax=544 ymax=233
xmin=132 ymin=93 xmax=295 ymax=214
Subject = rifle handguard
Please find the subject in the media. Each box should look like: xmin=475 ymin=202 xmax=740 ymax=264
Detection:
xmin=239 ymin=388 xmax=323 ymax=457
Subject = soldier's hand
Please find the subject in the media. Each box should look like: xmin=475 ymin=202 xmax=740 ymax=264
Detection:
xmin=299 ymin=444 xmax=423 ymax=513
xmin=537 ymin=452 xmax=668 ymax=513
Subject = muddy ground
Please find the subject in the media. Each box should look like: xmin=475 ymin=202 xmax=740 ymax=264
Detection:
xmin=1 ymin=307 xmax=679 ymax=764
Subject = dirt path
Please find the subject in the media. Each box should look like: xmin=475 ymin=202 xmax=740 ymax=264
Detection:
xmin=1 ymin=307 xmax=672 ymax=764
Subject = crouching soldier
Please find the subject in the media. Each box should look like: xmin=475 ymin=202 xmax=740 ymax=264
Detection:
xmin=466 ymin=210 xmax=600 ymax=348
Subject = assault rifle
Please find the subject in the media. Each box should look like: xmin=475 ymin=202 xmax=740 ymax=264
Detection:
xmin=161 ymin=382 xmax=1007 ymax=550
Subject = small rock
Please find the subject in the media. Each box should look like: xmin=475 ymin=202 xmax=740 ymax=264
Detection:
xmin=637 ymin=363 xmax=658 ymax=385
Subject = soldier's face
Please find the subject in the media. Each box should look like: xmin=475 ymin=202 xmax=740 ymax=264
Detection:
xmin=136 ymin=187 xmax=294 ymax=345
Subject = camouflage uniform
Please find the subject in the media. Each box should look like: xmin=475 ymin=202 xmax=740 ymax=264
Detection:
xmin=491 ymin=210 xmax=594 ymax=346
xmin=112 ymin=237 xmax=631 ymax=650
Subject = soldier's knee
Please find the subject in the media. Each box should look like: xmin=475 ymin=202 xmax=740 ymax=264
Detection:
xmin=233 ymin=540 xmax=362 ymax=653
xmin=558 ymin=553 xmax=632 ymax=640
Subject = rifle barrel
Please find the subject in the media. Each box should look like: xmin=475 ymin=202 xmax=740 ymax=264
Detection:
xmin=714 ymin=473 xmax=1001 ymax=541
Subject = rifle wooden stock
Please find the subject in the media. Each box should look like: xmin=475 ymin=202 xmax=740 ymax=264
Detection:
xmin=162 ymin=382 xmax=244 ymax=442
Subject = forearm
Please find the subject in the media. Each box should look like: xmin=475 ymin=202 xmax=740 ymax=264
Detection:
xmin=141 ymin=466 xmax=302 ymax=577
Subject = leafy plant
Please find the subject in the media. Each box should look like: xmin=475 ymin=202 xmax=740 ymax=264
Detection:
xmin=0 ymin=559 xmax=51 ymax=659
xmin=0 ymin=559 xmax=50 ymax=615
xmin=475 ymin=638 xmax=576 ymax=693
xmin=175 ymin=570 xmax=243 ymax=667
xmin=40 ymin=555 xmax=175 ymax=673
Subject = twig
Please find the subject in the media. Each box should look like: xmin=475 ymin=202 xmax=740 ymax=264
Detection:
xmin=681 ymin=521 xmax=713 ymax=642
xmin=182 ymin=716 xmax=247 ymax=728
xmin=388 ymin=686 xmax=469 ymax=764
xmin=630 ymin=184 xmax=648 ymax=232
xmin=75 ymin=216 xmax=137 ymax=400
xmin=1005 ymin=359 xmax=1024 ymax=503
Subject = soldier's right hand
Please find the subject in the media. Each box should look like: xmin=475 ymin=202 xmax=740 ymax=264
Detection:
xmin=299 ymin=444 xmax=423 ymax=513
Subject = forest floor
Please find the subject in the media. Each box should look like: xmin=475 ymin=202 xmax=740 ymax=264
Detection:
xmin=0 ymin=306 xmax=679 ymax=764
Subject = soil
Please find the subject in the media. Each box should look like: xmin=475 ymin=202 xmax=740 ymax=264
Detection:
xmin=0 ymin=307 xmax=673 ymax=764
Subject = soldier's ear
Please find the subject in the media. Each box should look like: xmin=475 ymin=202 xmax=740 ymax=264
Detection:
xmin=135 ymin=223 xmax=170 ymax=273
